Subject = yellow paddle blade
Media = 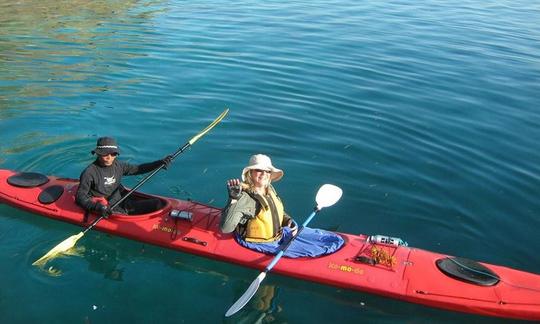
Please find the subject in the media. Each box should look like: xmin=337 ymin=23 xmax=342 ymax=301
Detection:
xmin=32 ymin=232 xmax=84 ymax=266
xmin=188 ymin=108 xmax=229 ymax=145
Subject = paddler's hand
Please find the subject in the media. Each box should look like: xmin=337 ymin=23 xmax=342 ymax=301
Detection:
xmin=227 ymin=179 xmax=242 ymax=199
xmin=96 ymin=203 xmax=112 ymax=218
xmin=161 ymin=155 xmax=173 ymax=170
xmin=287 ymin=219 xmax=298 ymax=236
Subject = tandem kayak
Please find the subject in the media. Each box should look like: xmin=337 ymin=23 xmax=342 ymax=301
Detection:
xmin=0 ymin=169 xmax=539 ymax=321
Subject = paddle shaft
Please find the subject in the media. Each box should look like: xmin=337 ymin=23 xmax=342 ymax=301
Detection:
xmin=264 ymin=207 xmax=320 ymax=272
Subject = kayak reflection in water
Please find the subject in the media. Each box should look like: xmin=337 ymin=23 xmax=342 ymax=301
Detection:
xmin=220 ymin=154 xmax=344 ymax=258
xmin=76 ymin=137 xmax=172 ymax=218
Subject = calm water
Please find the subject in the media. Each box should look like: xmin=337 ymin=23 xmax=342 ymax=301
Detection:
xmin=1 ymin=0 xmax=540 ymax=323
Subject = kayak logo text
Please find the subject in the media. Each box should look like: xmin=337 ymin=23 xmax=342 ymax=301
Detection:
xmin=152 ymin=224 xmax=175 ymax=233
xmin=328 ymin=262 xmax=364 ymax=275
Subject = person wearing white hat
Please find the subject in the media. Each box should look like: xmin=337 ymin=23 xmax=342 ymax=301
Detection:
xmin=76 ymin=137 xmax=173 ymax=218
xmin=221 ymin=154 xmax=344 ymax=258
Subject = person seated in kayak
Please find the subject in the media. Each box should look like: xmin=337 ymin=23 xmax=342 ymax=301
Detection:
xmin=76 ymin=137 xmax=172 ymax=218
xmin=220 ymin=154 xmax=344 ymax=258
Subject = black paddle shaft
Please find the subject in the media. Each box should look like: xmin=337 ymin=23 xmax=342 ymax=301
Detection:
xmin=83 ymin=142 xmax=191 ymax=234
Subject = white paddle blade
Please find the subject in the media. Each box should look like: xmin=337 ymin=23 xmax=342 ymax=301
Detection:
xmin=316 ymin=184 xmax=343 ymax=209
xmin=225 ymin=272 xmax=267 ymax=317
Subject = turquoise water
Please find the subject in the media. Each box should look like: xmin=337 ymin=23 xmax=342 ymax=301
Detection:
xmin=1 ymin=0 xmax=540 ymax=322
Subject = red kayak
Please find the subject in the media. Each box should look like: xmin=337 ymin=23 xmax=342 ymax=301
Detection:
xmin=1 ymin=169 xmax=539 ymax=321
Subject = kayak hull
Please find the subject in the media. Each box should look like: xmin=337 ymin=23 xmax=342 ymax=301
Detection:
xmin=1 ymin=169 xmax=539 ymax=321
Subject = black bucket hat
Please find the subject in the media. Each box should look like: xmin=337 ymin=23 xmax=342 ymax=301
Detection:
xmin=92 ymin=137 xmax=120 ymax=155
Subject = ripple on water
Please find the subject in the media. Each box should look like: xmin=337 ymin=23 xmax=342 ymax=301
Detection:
xmin=27 ymin=237 xmax=86 ymax=284
xmin=4 ymin=134 xmax=91 ymax=176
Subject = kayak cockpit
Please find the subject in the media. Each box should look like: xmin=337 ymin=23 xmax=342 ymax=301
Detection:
xmin=119 ymin=189 xmax=169 ymax=216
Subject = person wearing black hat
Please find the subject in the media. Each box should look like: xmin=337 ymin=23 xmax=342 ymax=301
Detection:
xmin=76 ymin=137 xmax=173 ymax=218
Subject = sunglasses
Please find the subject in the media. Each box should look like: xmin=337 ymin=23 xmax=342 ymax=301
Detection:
xmin=99 ymin=153 xmax=118 ymax=157
xmin=253 ymin=169 xmax=271 ymax=174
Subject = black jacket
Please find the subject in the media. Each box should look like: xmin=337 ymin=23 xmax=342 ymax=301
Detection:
xmin=76 ymin=159 xmax=162 ymax=212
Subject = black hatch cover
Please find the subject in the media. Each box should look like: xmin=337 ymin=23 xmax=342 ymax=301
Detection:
xmin=38 ymin=185 xmax=64 ymax=204
xmin=436 ymin=257 xmax=500 ymax=286
xmin=7 ymin=172 xmax=50 ymax=188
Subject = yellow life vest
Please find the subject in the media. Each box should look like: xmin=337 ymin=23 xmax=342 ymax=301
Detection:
xmin=244 ymin=187 xmax=284 ymax=243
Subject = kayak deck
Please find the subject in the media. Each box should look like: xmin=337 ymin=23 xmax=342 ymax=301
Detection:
xmin=1 ymin=169 xmax=539 ymax=321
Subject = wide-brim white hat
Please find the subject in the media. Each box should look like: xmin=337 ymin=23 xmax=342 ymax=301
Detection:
xmin=241 ymin=154 xmax=284 ymax=182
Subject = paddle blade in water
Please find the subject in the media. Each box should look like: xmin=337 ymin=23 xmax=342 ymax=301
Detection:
xmin=225 ymin=272 xmax=267 ymax=317
xmin=315 ymin=184 xmax=343 ymax=209
xmin=32 ymin=232 xmax=84 ymax=266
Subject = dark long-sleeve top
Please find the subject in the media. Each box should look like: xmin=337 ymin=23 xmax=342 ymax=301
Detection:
xmin=76 ymin=159 xmax=162 ymax=211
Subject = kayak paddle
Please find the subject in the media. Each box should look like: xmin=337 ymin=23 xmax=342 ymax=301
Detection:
xmin=225 ymin=184 xmax=343 ymax=317
xmin=32 ymin=108 xmax=229 ymax=266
